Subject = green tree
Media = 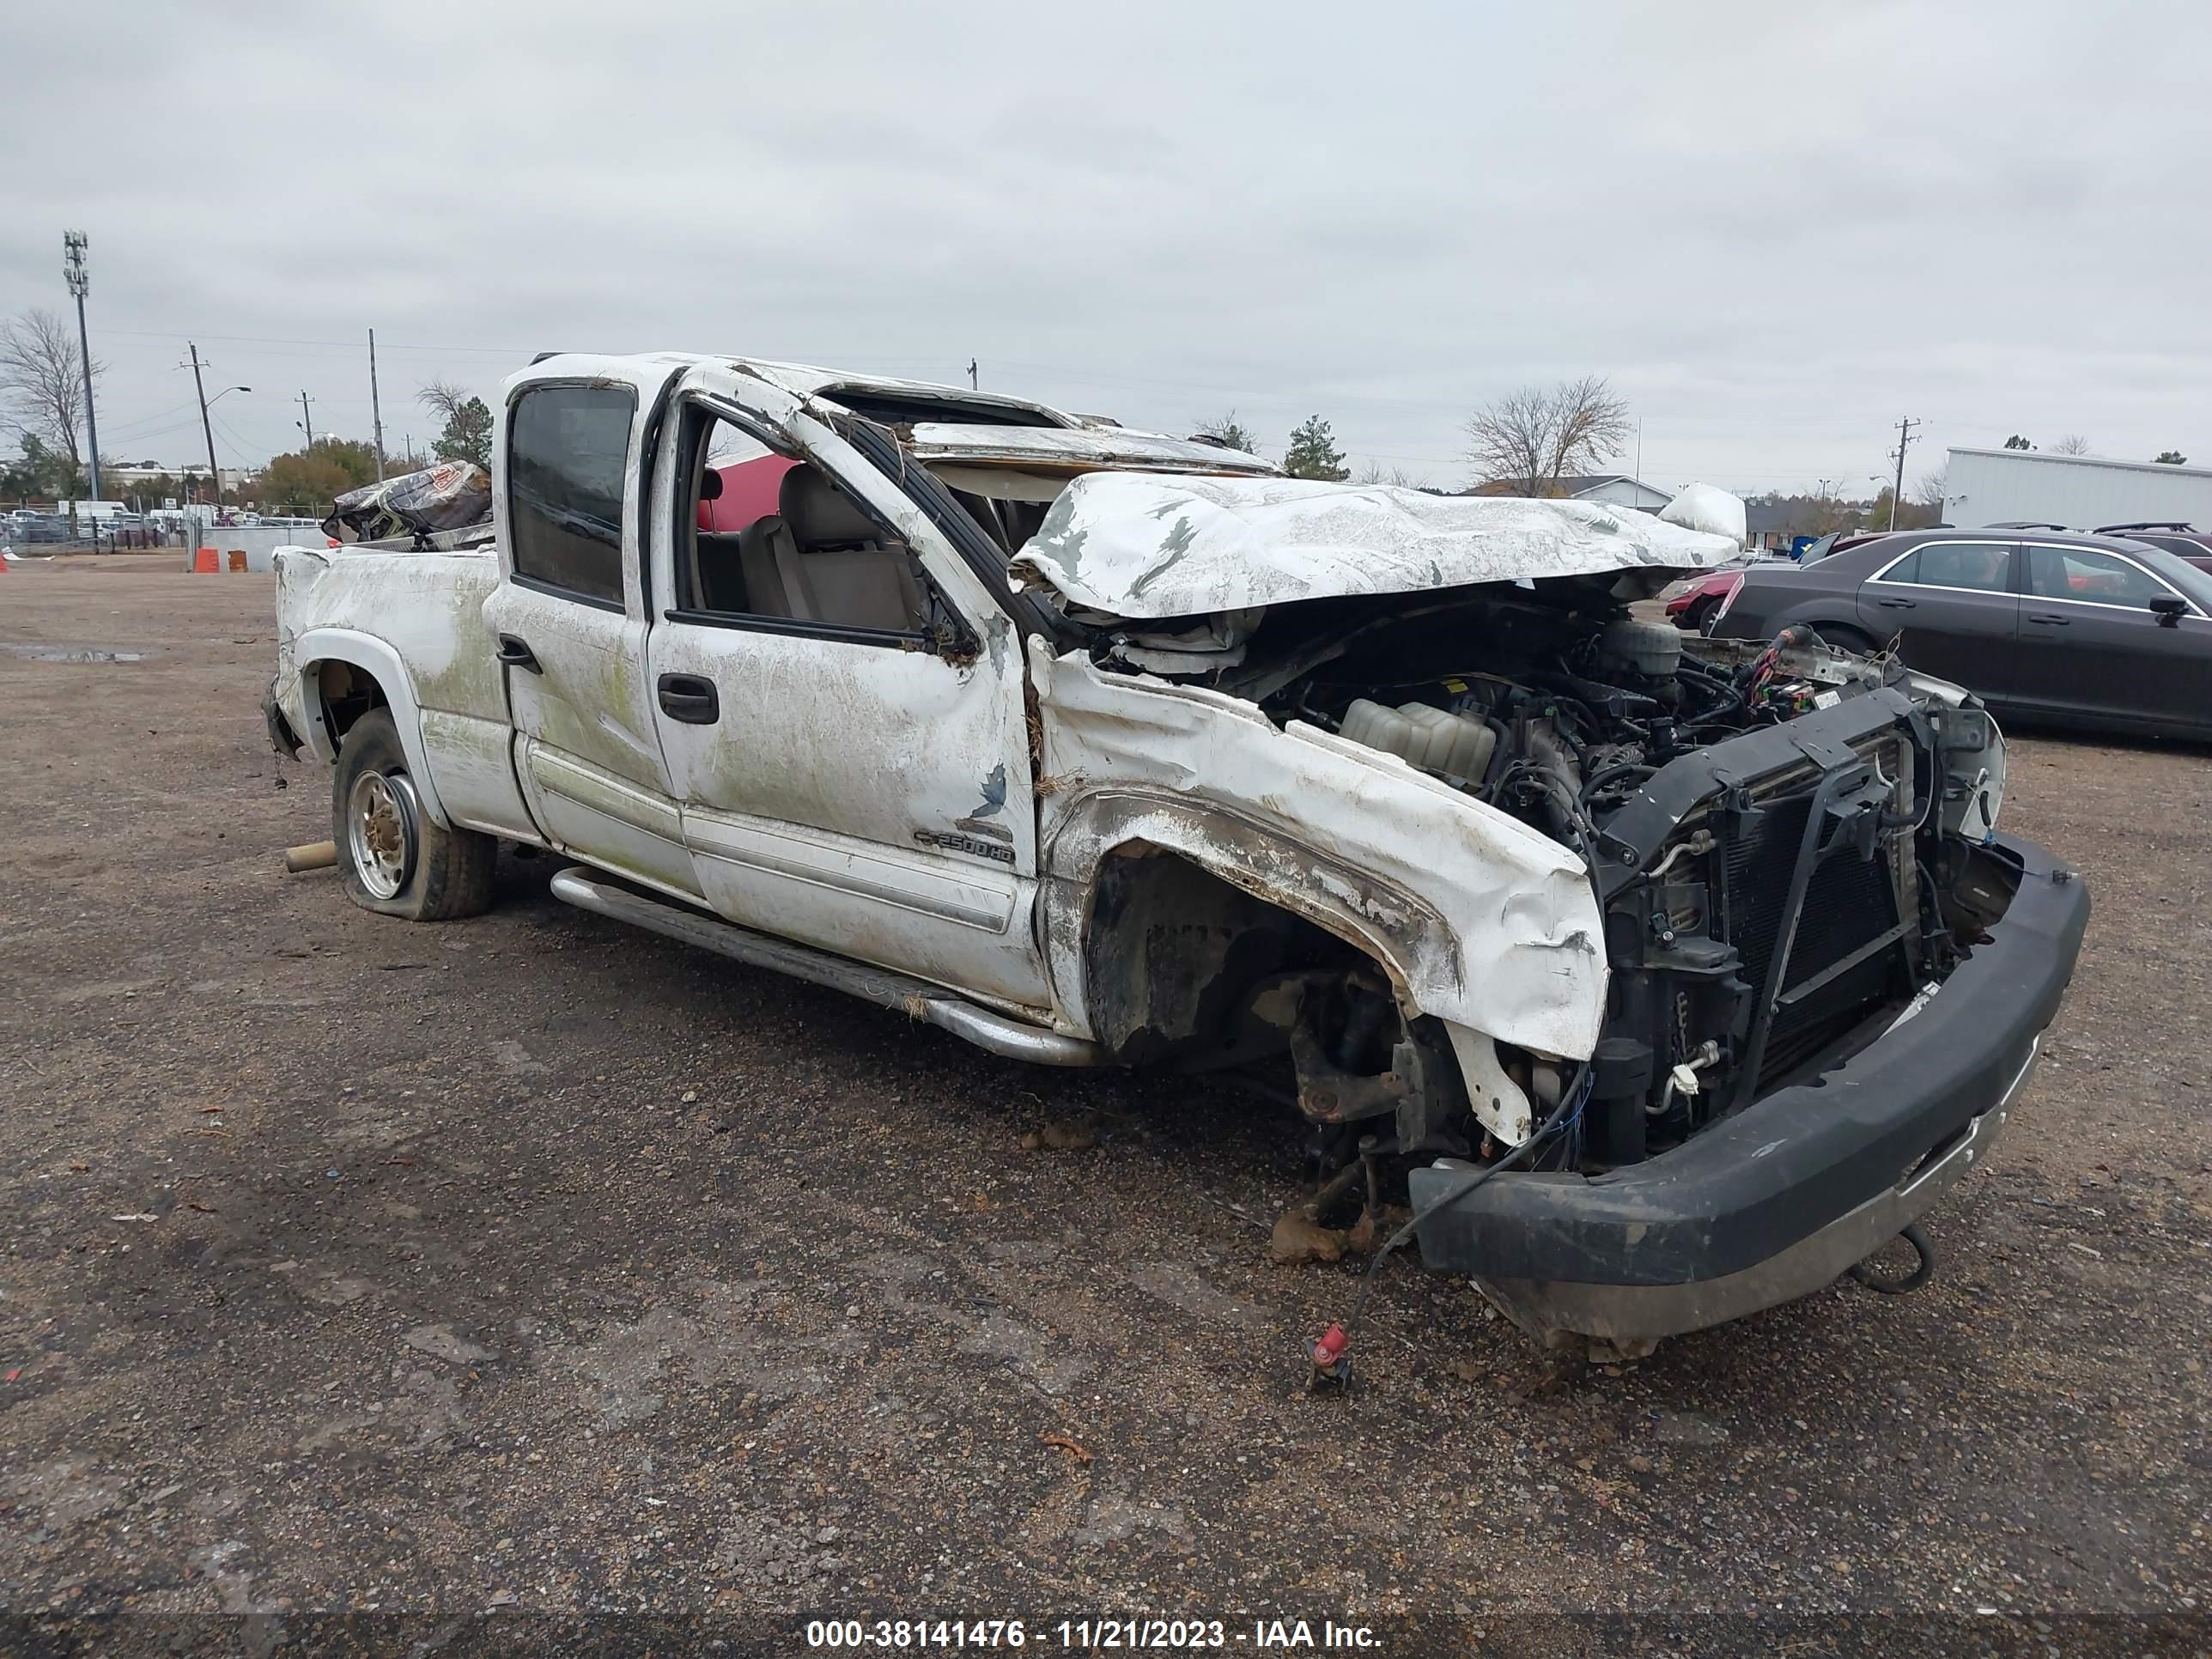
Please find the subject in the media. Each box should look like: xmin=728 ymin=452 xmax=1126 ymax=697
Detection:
xmin=2154 ymin=450 xmax=2187 ymax=465
xmin=3 ymin=433 xmax=78 ymax=502
xmin=1283 ymin=415 xmax=1349 ymax=481
xmin=1194 ymin=411 xmax=1263 ymax=457
xmin=418 ymin=380 xmax=493 ymax=470
xmin=256 ymin=439 xmax=386 ymax=516
xmin=2002 ymin=434 xmax=2033 ymax=450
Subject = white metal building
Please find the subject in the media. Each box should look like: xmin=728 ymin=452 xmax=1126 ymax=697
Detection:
xmin=1555 ymin=473 xmax=1674 ymax=513
xmin=1944 ymin=447 xmax=2212 ymax=531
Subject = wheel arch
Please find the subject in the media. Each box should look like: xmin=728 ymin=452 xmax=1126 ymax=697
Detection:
xmin=294 ymin=627 xmax=452 ymax=826
xmin=1040 ymin=790 xmax=1461 ymax=1051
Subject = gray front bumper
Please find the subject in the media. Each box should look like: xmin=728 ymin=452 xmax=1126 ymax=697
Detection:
xmin=1468 ymin=1040 xmax=2034 ymax=1354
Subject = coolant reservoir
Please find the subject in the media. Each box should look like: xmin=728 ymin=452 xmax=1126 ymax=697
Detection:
xmin=1340 ymin=699 xmax=1498 ymax=782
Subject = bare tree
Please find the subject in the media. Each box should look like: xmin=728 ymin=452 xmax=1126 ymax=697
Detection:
xmin=2051 ymin=434 xmax=2093 ymax=456
xmin=1465 ymin=375 xmax=1631 ymax=495
xmin=1356 ymin=459 xmax=1431 ymax=489
xmin=0 ymin=307 xmax=105 ymax=478
xmin=1192 ymin=410 xmax=1263 ymax=457
xmin=1911 ymin=467 xmax=1948 ymax=511
xmin=416 ymin=380 xmax=471 ymax=424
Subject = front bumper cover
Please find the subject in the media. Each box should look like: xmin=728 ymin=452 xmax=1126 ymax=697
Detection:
xmin=1410 ymin=832 xmax=2088 ymax=1350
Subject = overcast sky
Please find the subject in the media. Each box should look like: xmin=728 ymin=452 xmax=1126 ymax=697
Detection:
xmin=4 ymin=0 xmax=2206 ymax=497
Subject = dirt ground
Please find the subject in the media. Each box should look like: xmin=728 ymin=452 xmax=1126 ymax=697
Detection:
xmin=2 ymin=561 xmax=2207 ymax=1654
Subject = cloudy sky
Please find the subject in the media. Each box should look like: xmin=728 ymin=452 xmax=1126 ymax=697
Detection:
xmin=3 ymin=0 xmax=2206 ymax=497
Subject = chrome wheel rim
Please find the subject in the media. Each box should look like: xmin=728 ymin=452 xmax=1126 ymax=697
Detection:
xmin=347 ymin=769 xmax=418 ymax=900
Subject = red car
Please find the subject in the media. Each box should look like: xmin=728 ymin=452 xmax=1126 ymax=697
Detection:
xmin=1661 ymin=566 xmax=1751 ymax=631
xmin=1662 ymin=534 xmax=1886 ymax=630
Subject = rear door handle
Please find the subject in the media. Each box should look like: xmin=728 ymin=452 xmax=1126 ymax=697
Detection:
xmin=2027 ymin=613 xmax=2070 ymax=627
xmin=495 ymin=633 xmax=542 ymax=672
xmin=657 ymin=672 xmax=720 ymax=724
xmin=1874 ymin=596 xmax=1916 ymax=609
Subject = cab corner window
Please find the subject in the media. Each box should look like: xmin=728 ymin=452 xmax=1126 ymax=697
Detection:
xmin=682 ymin=412 xmax=930 ymax=636
xmin=508 ymin=384 xmax=635 ymax=605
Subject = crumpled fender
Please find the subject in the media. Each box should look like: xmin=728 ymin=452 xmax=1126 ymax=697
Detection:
xmin=1029 ymin=641 xmax=1607 ymax=1062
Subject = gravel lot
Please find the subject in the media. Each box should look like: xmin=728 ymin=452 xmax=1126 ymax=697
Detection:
xmin=2 ymin=561 xmax=2207 ymax=1653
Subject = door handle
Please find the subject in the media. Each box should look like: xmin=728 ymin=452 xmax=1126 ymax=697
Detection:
xmin=657 ymin=672 xmax=720 ymax=724
xmin=495 ymin=633 xmax=542 ymax=672
xmin=2026 ymin=613 xmax=2070 ymax=627
xmin=1874 ymin=596 xmax=1916 ymax=609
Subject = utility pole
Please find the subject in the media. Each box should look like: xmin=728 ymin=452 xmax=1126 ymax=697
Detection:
xmin=64 ymin=232 xmax=100 ymax=503
xmin=297 ymin=390 xmax=316 ymax=448
xmin=188 ymin=343 xmax=220 ymax=511
xmin=1887 ymin=416 xmax=1920 ymax=532
xmin=968 ymin=358 xmax=978 ymax=390
xmin=368 ymin=327 xmax=386 ymax=482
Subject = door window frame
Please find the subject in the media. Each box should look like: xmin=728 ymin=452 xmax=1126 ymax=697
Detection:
xmin=1865 ymin=538 xmax=2021 ymax=599
xmin=656 ymin=393 xmax=981 ymax=654
xmin=2019 ymin=542 xmax=2206 ymax=617
xmin=502 ymin=378 xmax=641 ymax=615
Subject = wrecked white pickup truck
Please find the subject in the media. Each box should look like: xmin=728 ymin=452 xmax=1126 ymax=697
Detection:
xmin=265 ymin=354 xmax=2087 ymax=1358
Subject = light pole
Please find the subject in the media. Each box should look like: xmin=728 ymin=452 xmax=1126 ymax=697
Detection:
xmin=64 ymin=232 xmax=100 ymax=503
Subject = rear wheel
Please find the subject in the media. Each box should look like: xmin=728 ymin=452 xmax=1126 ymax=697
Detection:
xmin=332 ymin=708 xmax=495 ymax=921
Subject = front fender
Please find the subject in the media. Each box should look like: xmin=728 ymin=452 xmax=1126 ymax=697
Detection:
xmin=292 ymin=626 xmax=453 ymax=827
xmin=1028 ymin=642 xmax=1607 ymax=1059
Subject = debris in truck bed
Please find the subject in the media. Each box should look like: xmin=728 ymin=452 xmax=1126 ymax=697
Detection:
xmin=322 ymin=460 xmax=490 ymax=545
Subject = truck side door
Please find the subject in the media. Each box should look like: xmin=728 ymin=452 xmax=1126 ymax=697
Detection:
xmin=641 ymin=374 xmax=1051 ymax=1009
xmin=479 ymin=370 xmax=701 ymax=898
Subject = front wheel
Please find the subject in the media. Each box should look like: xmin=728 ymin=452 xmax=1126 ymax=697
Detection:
xmin=332 ymin=708 xmax=495 ymax=921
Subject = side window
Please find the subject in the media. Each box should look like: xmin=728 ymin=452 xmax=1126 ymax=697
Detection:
xmin=1887 ymin=540 xmax=2010 ymax=593
xmin=507 ymin=385 xmax=635 ymax=605
xmin=682 ymin=411 xmax=931 ymax=637
xmin=2026 ymin=547 xmax=2168 ymax=607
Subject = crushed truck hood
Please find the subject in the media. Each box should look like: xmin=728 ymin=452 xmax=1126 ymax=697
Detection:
xmin=1010 ymin=473 xmax=1742 ymax=619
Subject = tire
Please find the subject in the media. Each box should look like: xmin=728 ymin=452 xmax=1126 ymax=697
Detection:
xmin=332 ymin=708 xmax=495 ymax=921
xmin=1679 ymin=597 xmax=1716 ymax=633
xmin=1808 ymin=622 xmax=1878 ymax=655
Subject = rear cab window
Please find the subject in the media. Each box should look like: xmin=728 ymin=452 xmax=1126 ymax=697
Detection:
xmin=507 ymin=384 xmax=636 ymax=608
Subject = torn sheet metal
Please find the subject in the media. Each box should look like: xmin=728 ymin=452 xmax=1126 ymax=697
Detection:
xmin=904 ymin=423 xmax=1272 ymax=476
xmin=1011 ymin=474 xmax=1742 ymax=620
xmin=1029 ymin=640 xmax=1607 ymax=1061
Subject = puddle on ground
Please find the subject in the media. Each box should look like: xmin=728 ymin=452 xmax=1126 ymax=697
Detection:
xmin=1 ymin=645 xmax=149 ymax=664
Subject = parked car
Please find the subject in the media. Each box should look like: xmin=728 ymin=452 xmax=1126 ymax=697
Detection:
xmin=1658 ymin=535 xmax=1881 ymax=629
xmin=261 ymin=353 xmax=2085 ymax=1360
xmin=1659 ymin=562 xmax=1756 ymax=630
xmin=2095 ymin=521 xmax=2212 ymax=574
xmin=1711 ymin=526 xmax=2212 ymax=738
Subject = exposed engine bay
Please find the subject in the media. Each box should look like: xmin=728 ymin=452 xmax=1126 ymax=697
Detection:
xmin=1076 ymin=574 xmax=2012 ymax=1176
